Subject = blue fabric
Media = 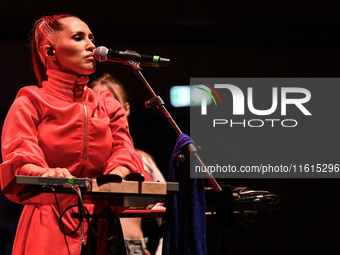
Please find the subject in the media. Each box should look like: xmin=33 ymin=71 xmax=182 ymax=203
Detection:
xmin=163 ymin=133 xmax=207 ymax=255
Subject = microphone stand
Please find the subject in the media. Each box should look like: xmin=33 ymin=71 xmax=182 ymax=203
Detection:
xmin=126 ymin=60 xmax=222 ymax=193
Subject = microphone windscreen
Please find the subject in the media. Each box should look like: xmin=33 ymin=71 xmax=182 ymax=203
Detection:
xmin=94 ymin=46 xmax=108 ymax=62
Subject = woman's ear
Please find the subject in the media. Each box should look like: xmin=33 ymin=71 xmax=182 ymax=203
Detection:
xmin=124 ymin=102 xmax=131 ymax=117
xmin=44 ymin=45 xmax=55 ymax=57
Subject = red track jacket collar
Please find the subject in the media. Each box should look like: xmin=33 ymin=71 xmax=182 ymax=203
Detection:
xmin=42 ymin=69 xmax=89 ymax=103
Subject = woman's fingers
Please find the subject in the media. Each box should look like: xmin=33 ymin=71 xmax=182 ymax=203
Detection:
xmin=41 ymin=168 xmax=73 ymax=178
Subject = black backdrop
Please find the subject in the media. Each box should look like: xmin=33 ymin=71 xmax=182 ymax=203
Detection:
xmin=1 ymin=1 xmax=340 ymax=254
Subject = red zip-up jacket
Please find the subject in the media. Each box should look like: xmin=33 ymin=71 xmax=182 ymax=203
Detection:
xmin=0 ymin=69 xmax=144 ymax=254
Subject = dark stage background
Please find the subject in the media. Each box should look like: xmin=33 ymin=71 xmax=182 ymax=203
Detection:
xmin=1 ymin=1 xmax=340 ymax=254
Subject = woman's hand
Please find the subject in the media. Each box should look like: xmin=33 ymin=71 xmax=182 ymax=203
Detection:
xmin=41 ymin=167 xmax=73 ymax=178
xmin=108 ymin=166 xmax=131 ymax=179
xmin=20 ymin=163 xmax=73 ymax=178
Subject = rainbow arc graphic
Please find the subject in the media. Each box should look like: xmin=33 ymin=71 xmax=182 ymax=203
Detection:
xmin=197 ymin=84 xmax=222 ymax=115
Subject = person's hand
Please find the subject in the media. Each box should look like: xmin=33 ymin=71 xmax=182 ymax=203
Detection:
xmin=20 ymin=164 xmax=73 ymax=178
xmin=41 ymin=167 xmax=73 ymax=178
xmin=108 ymin=166 xmax=131 ymax=179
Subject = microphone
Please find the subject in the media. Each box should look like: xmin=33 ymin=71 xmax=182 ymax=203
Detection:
xmin=94 ymin=46 xmax=170 ymax=67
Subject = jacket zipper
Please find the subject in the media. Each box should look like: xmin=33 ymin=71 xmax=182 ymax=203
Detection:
xmin=73 ymin=78 xmax=88 ymax=254
xmin=81 ymin=104 xmax=87 ymax=254
xmin=82 ymin=103 xmax=88 ymax=170
xmin=73 ymin=78 xmax=88 ymax=171
xmin=80 ymin=222 xmax=86 ymax=254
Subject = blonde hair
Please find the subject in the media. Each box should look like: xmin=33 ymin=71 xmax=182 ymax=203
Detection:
xmin=89 ymin=73 xmax=128 ymax=103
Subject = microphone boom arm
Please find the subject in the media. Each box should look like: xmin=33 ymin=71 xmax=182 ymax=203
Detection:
xmin=127 ymin=60 xmax=222 ymax=192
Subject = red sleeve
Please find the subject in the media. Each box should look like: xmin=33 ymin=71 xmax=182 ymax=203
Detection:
xmin=99 ymin=91 xmax=144 ymax=175
xmin=0 ymin=88 xmax=49 ymax=200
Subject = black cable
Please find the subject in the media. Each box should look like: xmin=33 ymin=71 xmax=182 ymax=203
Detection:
xmin=71 ymin=186 xmax=115 ymax=242
xmin=86 ymin=207 xmax=114 ymax=242
xmin=57 ymin=186 xmax=115 ymax=242
xmin=50 ymin=187 xmax=71 ymax=255
xmin=59 ymin=204 xmax=84 ymax=235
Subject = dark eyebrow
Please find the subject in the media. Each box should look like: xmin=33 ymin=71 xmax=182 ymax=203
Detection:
xmin=73 ymin=31 xmax=85 ymax=35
